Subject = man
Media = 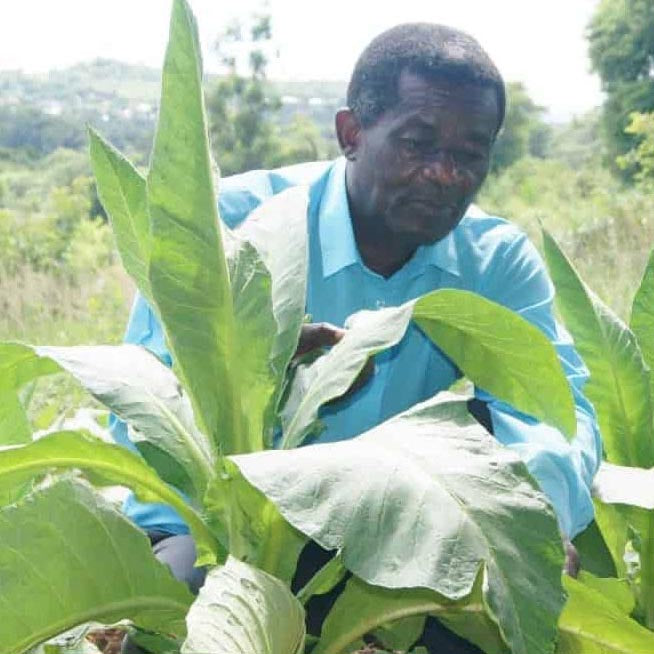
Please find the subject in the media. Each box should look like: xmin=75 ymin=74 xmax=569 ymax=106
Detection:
xmin=117 ymin=23 xmax=601 ymax=653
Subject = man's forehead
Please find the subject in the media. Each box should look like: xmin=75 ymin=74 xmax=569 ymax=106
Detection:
xmin=396 ymin=70 xmax=498 ymax=112
xmin=374 ymin=69 xmax=500 ymax=131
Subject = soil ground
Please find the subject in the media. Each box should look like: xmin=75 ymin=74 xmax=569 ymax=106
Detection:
xmin=87 ymin=629 xmax=125 ymax=654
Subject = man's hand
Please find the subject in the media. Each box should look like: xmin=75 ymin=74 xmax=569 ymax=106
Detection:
xmin=294 ymin=322 xmax=346 ymax=359
xmin=293 ymin=322 xmax=374 ymax=398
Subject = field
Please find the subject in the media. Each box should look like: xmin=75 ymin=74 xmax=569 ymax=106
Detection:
xmin=2 ymin=1 xmax=654 ymax=653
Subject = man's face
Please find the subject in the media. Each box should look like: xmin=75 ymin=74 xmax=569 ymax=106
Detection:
xmin=347 ymin=70 xmax=500 ymax=247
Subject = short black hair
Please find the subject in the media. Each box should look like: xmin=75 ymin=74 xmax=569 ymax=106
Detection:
xmin=346 ymin=23 xmax=506 ymax=131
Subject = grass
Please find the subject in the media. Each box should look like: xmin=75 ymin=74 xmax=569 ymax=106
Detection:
xmin=0 ymin=262 xmax=134 ymax=426
xmin=479 ymin=158 xmax=654 ymax=319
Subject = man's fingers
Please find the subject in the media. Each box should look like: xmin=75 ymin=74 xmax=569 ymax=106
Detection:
xmin=295 ymin=322 xmax=346 ymax=358
xmin=294 ymin=322 xmax=376 ymax=403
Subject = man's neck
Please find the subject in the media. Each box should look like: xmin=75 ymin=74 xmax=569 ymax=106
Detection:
xmin=343 ymin=160 xmax=419 ymax=278
xmin=351 ymin=217 xmax=417 ymax=279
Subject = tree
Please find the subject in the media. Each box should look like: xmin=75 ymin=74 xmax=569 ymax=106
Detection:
xmin=206 ymin=15 xmax=332 ymax=176
xmin=491 ymin=82 xmax=551 ymax=173
xmin=618 ymin=111 xmax=654 ymax=189
xmin=587 ymin=0 xmax=654 ymax=175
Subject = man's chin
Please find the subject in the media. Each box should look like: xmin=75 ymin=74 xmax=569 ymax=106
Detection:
xmin=390 ymin=221 xmax=457 ymax=248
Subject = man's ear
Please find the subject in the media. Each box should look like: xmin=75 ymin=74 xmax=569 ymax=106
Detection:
xmin=335 ymin=109 xmax=362 ymax=160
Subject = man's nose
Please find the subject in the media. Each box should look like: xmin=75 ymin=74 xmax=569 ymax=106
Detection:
xmin=420 ymin=152 xmax=462 ymax=186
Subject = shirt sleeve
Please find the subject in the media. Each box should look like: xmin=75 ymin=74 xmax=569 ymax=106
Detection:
xmin=476 ymin=229 xmax=603 ymax=538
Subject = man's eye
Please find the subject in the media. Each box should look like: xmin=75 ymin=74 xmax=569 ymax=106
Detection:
xmin=455 ymin=149 xmax=485 ymax=164
xmin=401 ymin=138 xmax=432 ymax=154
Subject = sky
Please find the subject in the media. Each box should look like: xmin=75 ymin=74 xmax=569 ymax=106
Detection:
xmin=0 ymin=0 xmax=603 ymax=121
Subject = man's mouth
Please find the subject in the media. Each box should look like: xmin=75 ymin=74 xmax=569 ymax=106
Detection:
xmin=402 ymin=198 xmax=460 ymax=219
xmin=403 ymin=196 xmax=459 ymax=212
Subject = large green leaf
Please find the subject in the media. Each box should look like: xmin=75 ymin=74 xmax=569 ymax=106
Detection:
xmin=280 ymin=286 xmax=577 ymax=449
xmin=41 ymin=344 xmax=214 ymax=503
xmin=542 ymin=228 xmax=654 ymax=467
xmin=631 ymin=246 xmax=654 ymax=380
xmin=414 ymin=289 xmax=576 ymax=439
xmin=0 ymin=391 xmax=31 ymax=446
xmin=0 ymin=478 xmax=193 ymax=654
xmin=231 ymin=396 xmax=566 ymax=654
xmin=0 ymin=341 xmax=61 ymax=393
xmin=0 ymin=343 xmax=215 ymax=504
xmin=182 ymin=557 xmax=305 ymax=654
xmin=226 ymin=238 xmax=276 ymax=452
xmin=233 ymin=186 xmax=310 ymax=437
xmin=0 ymin=431 xmax=221 ymax=565
xmin=576 ymin=571 xmax=635 ymax=616
xmin=88 ymin=128 xmax=152 ymax=306
xmin=279 ymin=304 xmax=414 ymax=449
xmin=0 ymin=341 xmax=61 ymax=446
xmin=221 ymin=188 xmax=311 ymax=451
xmin=147 ymin=0 xmax=246 ymax=454
xmin=314 ymin=573 xmax=507 ymax=654
xmin=557 ymin=576 xmax=654 ymax=653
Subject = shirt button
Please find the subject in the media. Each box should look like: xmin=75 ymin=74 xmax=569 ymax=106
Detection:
xmin=375 ymin=299 xmax=386 ymax=308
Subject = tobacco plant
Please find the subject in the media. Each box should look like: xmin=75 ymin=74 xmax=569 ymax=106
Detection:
xmin=543 ymin=228 xmax=654 ymax=638
xmin=1 ymin=2 xmax=654 ymax=653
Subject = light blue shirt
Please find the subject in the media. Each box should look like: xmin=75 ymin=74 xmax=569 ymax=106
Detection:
xmin=110 ymin=157 xmax=602 ymax=539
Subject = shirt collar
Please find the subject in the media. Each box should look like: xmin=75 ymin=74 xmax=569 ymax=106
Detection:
xmin=318 ymin=157 xmax=462 ymax=279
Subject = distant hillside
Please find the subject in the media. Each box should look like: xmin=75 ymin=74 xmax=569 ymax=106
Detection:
xmin=0 ymin=59 xmax=346 ymax=160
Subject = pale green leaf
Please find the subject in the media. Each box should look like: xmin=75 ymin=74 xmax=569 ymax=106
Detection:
xmin=557 ymin=576 xmax=654 ymax=653
xmin=0 ymin=479 xmax=192 ymax=654
xmin=37 ymin=344 xmax=215 ymax=503
xmin=0 ymin=431 xmax=221 ymax=565
xmin=0 ymin=343 xmax=216 ymax=504
xmin=182 ymin=557 xmax=305 ymax=654
xmin=147 ymin=0 xmax=246 ymax=454
xmin=280 ymin=304 xmax=414 ymax=449
xmin=227 ymin=238 xmax=276 ymax=452
xmin=233 ymin=186 xmax=310 ymax=441
xmin=232 ymin=396 xmax=565 ymax=654
xmin=542 ymin=228 xmax=654 ymax=466
xmin=414 ymin=288 xmax=576 ymax=439
xmin=88 ymin=128 xmax=152 ymax=305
